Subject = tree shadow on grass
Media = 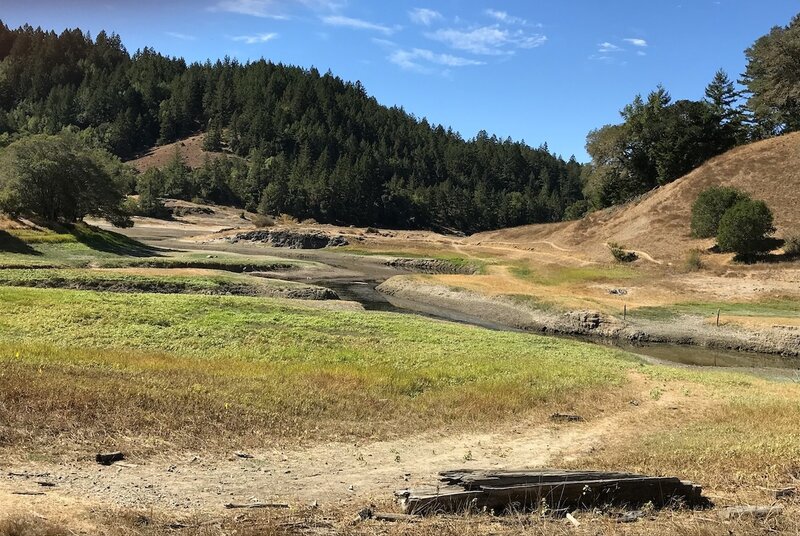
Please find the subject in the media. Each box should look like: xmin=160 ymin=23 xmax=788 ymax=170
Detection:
xmin=0 ymin=230 xmax=42 ymax=255
xmin=67 ymin=223 xmax=164 ymax=257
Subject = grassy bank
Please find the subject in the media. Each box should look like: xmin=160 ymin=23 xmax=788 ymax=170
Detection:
xmin=0 ymin=286 xmax=636 ymax=456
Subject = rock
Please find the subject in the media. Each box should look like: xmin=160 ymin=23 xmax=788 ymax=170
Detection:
xmin=617 ymin=510 xmax=645 ymax=523
xmin=95 ymin=452 xmax=125 ymax=465
xmin=384 ymin=258 xmax=479 ymax=275
xmin=227 ymin=230 xmax=348 ymax=249
xmin=720 ymin=505 xmax=784 ymax=520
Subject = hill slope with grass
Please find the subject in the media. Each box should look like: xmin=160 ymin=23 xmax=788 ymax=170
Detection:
xmin=472 ymin=132 xmax=800 ymax=263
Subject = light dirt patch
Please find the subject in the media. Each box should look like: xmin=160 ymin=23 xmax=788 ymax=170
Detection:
xmin=0 ymin=375 xmax=664 ymax=515
xmin=707 ymin=315 xmax=800 ymax=330
xmin=90 ymin=267 xmax=224 ymax=277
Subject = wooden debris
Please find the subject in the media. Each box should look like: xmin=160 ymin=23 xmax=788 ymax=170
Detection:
xmin=234 ymin=452 xmax=253 ymax=459
xmin=354 ymin=507 xmax=419 ymax=523
xmin=397 ymin=469 xmax=709 ymax=515
xmin=96 ymin=451 xmax=125 ymax=465
xmin=719 ymin=505 xmax=784 ymax=520
xmin=8 ymin=472 xmax=50 ymax=478
xmin=224 ymin=502 xmax=289 ymax=510
xmin=565 ymin=512 xmax=580 ymax=527
xmin=35 ymin=481 xmax=56 ymax=487
xmin=549 ymin=413 xmax=584 ymax=423
xmin=12 ymin=491 xmax=46 ymax=496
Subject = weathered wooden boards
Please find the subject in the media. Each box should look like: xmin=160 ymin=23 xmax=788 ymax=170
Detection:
xmin=397 ymin=469 xmax=708 ymax=515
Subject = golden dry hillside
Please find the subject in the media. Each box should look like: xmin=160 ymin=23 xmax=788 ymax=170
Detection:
xmin=472 ymin=132 xmax=800 ymax=263
xmin=128 ymin=133 xmax=232 ymax=172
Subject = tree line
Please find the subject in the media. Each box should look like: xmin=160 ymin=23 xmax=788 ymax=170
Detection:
xmin=1 ymin=13 xmax=799 ymax=231
xmin=0 ymin=22 xmax=582 ymax=232
xmin=583 ymin=14 xmax=800 ymax=210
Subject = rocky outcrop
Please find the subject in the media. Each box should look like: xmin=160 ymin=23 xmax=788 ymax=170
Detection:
xmin=226 ymin=230 xmax=349 ymax=249
xmin=383 ymin=257 xmax=480 ymax=275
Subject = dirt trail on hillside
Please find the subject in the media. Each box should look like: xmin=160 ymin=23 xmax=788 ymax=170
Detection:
xmin=0 ymin=376 xmax=673 ymax=515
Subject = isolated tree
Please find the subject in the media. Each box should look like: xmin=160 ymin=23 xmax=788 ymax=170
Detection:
xmin=0 ymin=132 xmax=131 ymax=225
xmin=691 ymin=186 xmax=751 ymax=238
xmin=716 ymin=199 xmax=776 ymax=258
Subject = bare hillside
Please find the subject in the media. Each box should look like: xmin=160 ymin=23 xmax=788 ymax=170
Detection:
xmin=472 ymin=132 xmax=800 ymax=262
xmin=128 ymin=134 xmax=232 ymax=172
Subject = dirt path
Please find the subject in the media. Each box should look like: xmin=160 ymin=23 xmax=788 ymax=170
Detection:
xmin=1 ymin=382 xmax=661 ymax=515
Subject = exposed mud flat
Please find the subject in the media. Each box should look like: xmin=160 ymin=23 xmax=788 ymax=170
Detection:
xmin=225 ymin=229 xmax=349 ymax=249
xmin=377 ymin=277 xmax=800 ymax=358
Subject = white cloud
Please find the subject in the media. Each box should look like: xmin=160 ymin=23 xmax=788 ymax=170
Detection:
xmin=597 ymin=42 xmax=623 ymax=53
xmin=321 ymin=15 xmax=396 ymax=35
xmin=409 ymin=7 xmax=442 ymax=26
xmin=389 ymin=47 xmax=484 ymax=71
xmin=165 ymin=31 xmax=196 ymax=40
xmin=428 ymin=25 xmax=547 ymax=55
xmin=624 ymin=38 xmax=648 ymax=47
xmin=232 ymin=32 xmax=279 ymax=44
xmin=212 ymin=0 xmax=342 ymax=19
xmin=484 ymin=9 xmax=525 ymax=25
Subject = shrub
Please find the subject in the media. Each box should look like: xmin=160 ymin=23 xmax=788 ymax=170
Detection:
xmin=251 ymin=214 xmax=274 ymax=228
xmin=690 ymin=186 xmax=750 ymax=238
xmin=609 ymin=242 xmax=638 ymax=263
xmin=716 ymin=199 xmax=776 ymax=259
xmin=784 ymin=234 xmax=800 ymax=258
xmin=685 ymin=249 xmax=703 ymax=271
xmin=563 ymin=200 xmax=590 ymax=221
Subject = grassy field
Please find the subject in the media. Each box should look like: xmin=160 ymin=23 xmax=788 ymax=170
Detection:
xmin=632 ymin=297 xmax=800 ymax=320
xmin=0 ymin=286 xmax=637 ymax=456
xmin=509 ymin=262 xmax=640 ymax=287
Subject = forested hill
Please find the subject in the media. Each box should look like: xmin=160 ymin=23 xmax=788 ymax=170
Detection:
xmin=0 ymin=22 xmax=584 ymax=232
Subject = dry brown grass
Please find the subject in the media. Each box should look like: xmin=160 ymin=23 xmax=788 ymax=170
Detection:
xmin=472 ymin=132 xmax=800 ymax=263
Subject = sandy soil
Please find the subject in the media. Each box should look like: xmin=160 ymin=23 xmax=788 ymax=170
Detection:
xmin=0 ymin=375 xmax=678 ymax=515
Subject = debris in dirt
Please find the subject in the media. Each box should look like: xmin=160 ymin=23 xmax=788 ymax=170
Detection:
xmin=8 ymin=472 xmax=50 ymax=478
xmin=35 ymin=481 xmax=56 ymax=487
xmin=114 ymin=462 xmax=138 ymax=469
xmin=629 ymin=399 xmax=640 ymax=406
xmin=566 ymin=512 xmax=580 ymax=527
xmin=609 ymin=288 xmax=628 ymax=296
xmin=719 ymin=505 xmax=784 ymax=520
xmin=617 ymin=510 xmax=646 ymax=523
xmin=775 ymin=487 xmax=797 ymax=498
xmin=549 ymin=413 xmax=584 ymax=423
xmin=354 ymin=507 xmax=419 ymax=524
xmin=12 ymin=491 xmax=46 ymax=496
xmin=397 ymin=469 xmax=709 ymax=515
xmin=224 ymin=502 xmax=290 ymax=510
xmin=234 ymin=451 xmax=254 ymax=459
xmin=95 ymin=451 xmax=125 ymax=465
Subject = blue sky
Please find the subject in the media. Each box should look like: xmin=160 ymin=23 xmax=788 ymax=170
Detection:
xmin=2 ymin=0 xmax=799 ymax=160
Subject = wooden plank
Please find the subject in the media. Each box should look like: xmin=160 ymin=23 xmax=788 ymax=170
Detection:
xmin=399 ymin=470 xmax=707 ymax=515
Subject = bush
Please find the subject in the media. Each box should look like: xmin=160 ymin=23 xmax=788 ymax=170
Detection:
xmin=609 ymin=242 xmax=638 ymax=263
xmin=685 ymin=249 xmax=703 ymax=271
xmin=716 ymin=199 xmax=776 ymax=259
xmin=784 ymin=234 xmax=800 ymax=258
xmin=563 ymin=200 xmax=590 ymax=221
xmin=251 ymin=214 xmax=274 ymax=228
xmin=690 ymin=186 xmax=750 ymax=238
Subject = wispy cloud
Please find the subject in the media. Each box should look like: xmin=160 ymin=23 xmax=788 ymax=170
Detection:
xmin=165 ymin=31 xmax=196 ymax=40
xmin=484 ymin=9 xmax=525 ymax=25
xmin=212 ymin=0 xmax=342 ymax=19
xmin=389 ymin=47 xmax=484 ymax=71
xmin=232 ymin=32 xmax=279 ymax=44
xmin=408 ymin=7 xmax=442 ymax=26
xmin=624 ymin=38 xmax=648 ymax=47
xmin=428 ymin=25 xmax=546 ymax=55
xmin=597 ymin=42 xmax=623 ymax=54
xmin=321 ymin=14 xmax=396 ymax=35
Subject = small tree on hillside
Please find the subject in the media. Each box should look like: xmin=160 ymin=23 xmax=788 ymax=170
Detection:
xmin=690 ymin=186 xmax=750 ymax=238
xmin=716 ymin=199 xmax=776 ymax=259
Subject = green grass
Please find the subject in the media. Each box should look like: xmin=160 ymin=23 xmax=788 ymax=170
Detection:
xmin=0 ymin=268 xmax=309 ymax=296
xmin=633 ymin=297 xmax=800 ymax=320
xmin=510 ymin=263 xmax=639 ymax=286
xmin=0 ymin=286 xmax=638 ymax=452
